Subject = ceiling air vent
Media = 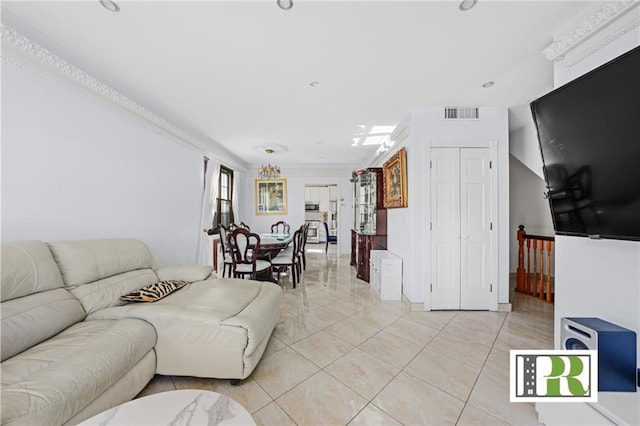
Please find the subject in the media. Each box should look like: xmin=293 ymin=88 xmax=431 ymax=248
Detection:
xmin=444 ymin=107 xmax=480 ymax=120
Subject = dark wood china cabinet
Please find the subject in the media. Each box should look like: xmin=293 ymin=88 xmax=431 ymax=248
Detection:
xmin=350 ymin=168 xmax=387 ymax=282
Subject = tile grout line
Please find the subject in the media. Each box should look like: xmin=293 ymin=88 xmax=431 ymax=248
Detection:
xmin=338 ymin=310 xmax=460 ymax=425
xmin=274 ymin=277 xmax=420 ymax=425
xmin=453 ymin=307 xmax=511 ymax=425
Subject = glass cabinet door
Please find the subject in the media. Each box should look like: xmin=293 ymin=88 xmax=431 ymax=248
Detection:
xmin=353 ymin=171 xmax=378 ymax=235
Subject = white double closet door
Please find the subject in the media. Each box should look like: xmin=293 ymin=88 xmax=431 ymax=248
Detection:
xmin=430 ymin=147 xmax=493 ymax=310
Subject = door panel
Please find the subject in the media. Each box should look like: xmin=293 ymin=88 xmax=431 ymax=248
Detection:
xmin=460 ymin=148 xmax=492 ymax=310
xmin=430 ymin=148 xmax=460 ymax=309
xmin=435 ymin=183 xmax=457 ymax=231
xmin=434 ymin=242 xmax=457 ymax=289
xmin=464 ymin=242 xmax=486 ymax=289
xmin=430 ymin=147 xmax=492 ymax=310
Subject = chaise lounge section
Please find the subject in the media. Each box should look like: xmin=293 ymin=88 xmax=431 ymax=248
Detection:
xmin=1 ymin=238 xmax=282 ymax=425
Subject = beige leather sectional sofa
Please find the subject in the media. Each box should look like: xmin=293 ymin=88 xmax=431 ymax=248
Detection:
xmin=1 ymin=239 xmax=282 ymax=425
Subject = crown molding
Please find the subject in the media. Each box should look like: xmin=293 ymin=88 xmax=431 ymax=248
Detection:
xmin=0 ymin=24 xmax=184 ymax=144
xmin=543 ymin=0 xmax=640 ymax=65
xmin=0 ymin=24 xmax=248 ymax=172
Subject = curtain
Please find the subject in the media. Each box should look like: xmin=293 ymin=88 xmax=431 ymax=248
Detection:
xmin=210 ymin=161 xmax=221 ymax=229
xmin=231 ymin=170 xmax=240 ymax=225
xmin=195 ymin=157 xmax=220 ymax=264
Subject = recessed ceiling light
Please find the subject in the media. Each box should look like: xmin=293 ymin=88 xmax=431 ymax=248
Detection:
xmin=309 ymin=81 xmax=319 ymax=87
xmin=100 ymin=0 xmax=120 ymax=13
xmin=277 ymin=0 xmax=293 ymax=11
xmin=482 ymin=81 xmax=495 ymax=88
xmin=459 ymin=0 xmax=477 ymax=11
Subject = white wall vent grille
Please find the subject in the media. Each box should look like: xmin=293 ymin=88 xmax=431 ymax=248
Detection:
xmin=444 ymin=107 xmax=480 ymax=120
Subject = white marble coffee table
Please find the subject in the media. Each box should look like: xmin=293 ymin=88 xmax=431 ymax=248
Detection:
xmin=78 ymin=389 xmax=255 ymax=425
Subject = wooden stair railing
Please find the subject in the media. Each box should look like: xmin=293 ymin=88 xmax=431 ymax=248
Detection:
xmin=516 ymin=225 xmax=555 ymax=303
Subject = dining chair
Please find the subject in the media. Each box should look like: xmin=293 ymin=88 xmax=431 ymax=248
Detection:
xmin=271 ymin=228 xmax=301 ymax=288
xmin=323 ymin=221 xmax=337 ymax=253
xmin=239 ymin=221 xmax=251 ymax=231
xmin=300 ymin=222 xmax=310 ymax=270
xmin=270 ymin=221 xmax=290 ymax=234
xmin=218 ymin=225 xmax=234 ymax=278
xmin=226 ymin=228 xmax=271 ymax=280
xmin=278 ymin=224 xmax=301 ymax=256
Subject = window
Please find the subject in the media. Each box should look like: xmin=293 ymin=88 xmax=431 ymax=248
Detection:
xmin=214 ymin=166 xmax=234 ymax=229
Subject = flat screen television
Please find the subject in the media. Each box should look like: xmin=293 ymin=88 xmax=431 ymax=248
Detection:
xmin=530 ymin=45 xmax=640 ymax=241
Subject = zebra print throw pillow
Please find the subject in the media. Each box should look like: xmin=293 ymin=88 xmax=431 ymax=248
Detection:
xmin=121 ymin=280 xmax=188 ymax=303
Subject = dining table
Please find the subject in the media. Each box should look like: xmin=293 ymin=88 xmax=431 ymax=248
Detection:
xmin=257 ymin=232 xmax=294 ymax=259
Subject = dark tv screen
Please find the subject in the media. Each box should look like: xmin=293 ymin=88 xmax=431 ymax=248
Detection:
xmin=530 ymin=46 xmax=640 ymax=241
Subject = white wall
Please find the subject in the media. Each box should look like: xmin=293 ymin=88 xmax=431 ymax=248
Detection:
xmin=378 ymin=107 xmax=509 ymax=307
xmin=508 ymin=155 xmax=554 ymax=273
xmin=509 ymin=124 xmax=545 ymax=180
xmin=1 ymin=55 xmax=204 ymax=266
xmin=556 ymin=236 xmax=640 ymax=339
xmin=240 ymin=168 xmax=353 ymax=255
xmin=545 ymin=5 xmax=640 ymax=421
xmin=550 ymin=6 xmax=640 ymax=354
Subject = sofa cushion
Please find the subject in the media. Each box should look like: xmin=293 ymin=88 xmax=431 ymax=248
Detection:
xmin=1 ymin=288 xmax=85 ymax=362
xmin=87 ymin=278 xmax=283 ymax=378
xmin=121 ymin=280 xmax=188 ymax=302
xmin=1 ymin=241 xmax=86 ymax=362
xmin=0 ymin=318 xmax=157 ymax=426
xmin=47 ymin=239 xmax=157 ymax=287
xmin=155 ymin=265 xmax=213 ymax=282
xmin=69 ymin=269 xmax=159 ymax=315
xmin=1 ymin=241 xmax=65 ymax=302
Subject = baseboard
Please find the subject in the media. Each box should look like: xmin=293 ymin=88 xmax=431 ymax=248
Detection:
xmin=406 ymin=300 xmax=511 ymax=312
xmin=409 ymin=302 xmax=424 ymax=311
xmin=498 ymin=303 xmax=512 ymax=312
xmin=401 ymin=295 xmax=424 ymax=311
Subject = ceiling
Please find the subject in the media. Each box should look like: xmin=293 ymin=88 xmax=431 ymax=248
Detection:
xmin=1 ymin=1 xmax=595 ymax=169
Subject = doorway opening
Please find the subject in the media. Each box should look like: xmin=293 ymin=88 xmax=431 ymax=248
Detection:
xmin=304 ymin=184 xmax=339 ymax=248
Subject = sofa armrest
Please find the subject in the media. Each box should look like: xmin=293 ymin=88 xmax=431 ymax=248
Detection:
xmin=155 ymin=265 xmax=213 ymax=282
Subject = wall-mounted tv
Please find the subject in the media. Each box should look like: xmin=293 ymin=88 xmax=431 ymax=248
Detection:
xmin=530 ymin=45 xmax=640 ymax=241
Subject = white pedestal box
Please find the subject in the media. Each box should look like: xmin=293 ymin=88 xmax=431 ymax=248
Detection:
xmin=370 ymin=250 xmax=402 ymax=301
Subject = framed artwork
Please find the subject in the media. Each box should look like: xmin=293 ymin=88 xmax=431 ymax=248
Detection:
xmin=383 ymin=147 xmax=408 ymax=208
xmin=255 ymin=178 xmax=288 ymax=215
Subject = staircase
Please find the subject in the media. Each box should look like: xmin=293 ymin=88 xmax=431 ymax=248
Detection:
xmin=516 ymin=224 xmax=555 ymax=303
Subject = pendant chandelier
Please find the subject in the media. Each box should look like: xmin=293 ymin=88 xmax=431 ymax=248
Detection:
xmin=258 ymin=164 xmax=281 ymax=179
xmin=253 ymin=144 xmax=287 ymax=179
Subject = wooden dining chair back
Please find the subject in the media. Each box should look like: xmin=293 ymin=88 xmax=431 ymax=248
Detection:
xmin=239 ymin=222 xmax=251 ymax=231
xmin=218 ymin=225 xmax=233 ymax=278
xmin=226 ymin=228 xmax=271 ymax=280
xmin=271 ymin=221 xmax=290 ymax=234
xmin=271 ymin=228 xmax=301 ymax=288
xmin=300 ymin=222 xmax=310 ymax=270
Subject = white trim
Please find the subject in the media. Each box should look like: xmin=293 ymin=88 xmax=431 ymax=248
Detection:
xmin=489 ymin=140 xmax=499 ymax=311
xmin=429 ymin=139 xmax=497 ymax=148
xmin=498 ymin=303 xmax=512 ymax=312
xmin=543 ymin=0 xmax=640 ymax=65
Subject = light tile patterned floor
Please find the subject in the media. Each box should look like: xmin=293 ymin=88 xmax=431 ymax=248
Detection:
xmin=137 ymin=243 xmax=553 ymax=425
